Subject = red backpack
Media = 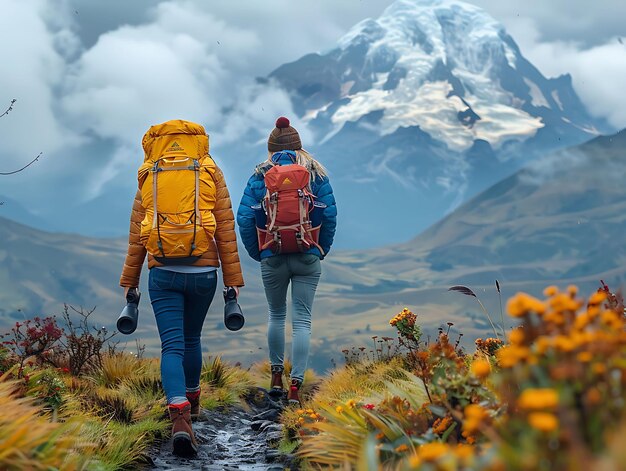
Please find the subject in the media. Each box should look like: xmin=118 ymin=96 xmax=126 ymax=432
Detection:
xmin=256 ymin=154 xmax=325 ymax=255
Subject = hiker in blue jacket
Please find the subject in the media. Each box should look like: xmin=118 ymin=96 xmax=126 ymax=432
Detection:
xmin=237 ymin=117 xmax=337 ymax=404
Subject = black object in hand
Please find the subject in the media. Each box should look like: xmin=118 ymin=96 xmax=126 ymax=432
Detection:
xmin=223 ymin=287 xmax=244 ymax=331
xmin=117 ymin=288 xmax=141 ymax=335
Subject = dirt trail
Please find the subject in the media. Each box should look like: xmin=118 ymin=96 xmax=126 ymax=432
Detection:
xmin=148 ymin=388 xmax=295 ymax=470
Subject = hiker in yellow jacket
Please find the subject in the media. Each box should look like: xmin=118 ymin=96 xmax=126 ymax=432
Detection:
xmin=119 ymin=120 xmax=244 ymax=457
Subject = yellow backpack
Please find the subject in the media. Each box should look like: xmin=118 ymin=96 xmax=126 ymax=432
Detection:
xmin=138 ymin=120 xmax=217 ymax=264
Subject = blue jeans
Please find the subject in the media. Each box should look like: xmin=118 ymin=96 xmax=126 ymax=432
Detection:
xmin=148 ymin=268 xmax=217 ymax=403
xmin=260 ymin=253 xmax=322 ymax=382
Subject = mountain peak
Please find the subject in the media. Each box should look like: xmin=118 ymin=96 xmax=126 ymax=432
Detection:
xmin=272 ymin=0 xmax=604 ymax=154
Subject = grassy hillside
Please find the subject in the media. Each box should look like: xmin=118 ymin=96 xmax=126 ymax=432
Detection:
xmin=1 ymin=131 xmax=625 ymax=372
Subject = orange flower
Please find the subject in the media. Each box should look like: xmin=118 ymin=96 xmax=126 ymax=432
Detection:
xmin=497 ymin=345 xmax=530 ymax=368
xmin=470 ymin=359 xmax=491 ymax=379
xmin=508 ymin=328 xmax=525 ymax=345
xmin=528 ymin=412 xmax=559 ymax=432
xmin=589 ymin=291 xmax=607 ymax=305
xmin=418 ymin=442 xmax=449 ymax=461
xmin=409 ymin=453 xmax=422 ymax=467
xmin=518 ymin=388 xmax=559 ymax=410
xmin=455 ymin=444 xmax=474 ymax=459
xmin=433 ymin=416 xmax=454 ymax=435
xmin=507 ymin=293 xmax=546 ymax=317
xmin=395 ymin=444 xmax=409 ymax=453
xmin=592 ymin=363 xmax=607 ymax=375
xmin=544 ymin=286 xmax=559 ymax=297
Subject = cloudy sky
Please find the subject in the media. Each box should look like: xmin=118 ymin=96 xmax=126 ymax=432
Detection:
xmin=1 ymin=0 xmax=625 ymax=235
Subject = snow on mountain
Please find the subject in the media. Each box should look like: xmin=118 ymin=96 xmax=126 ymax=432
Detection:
xmin=329 ymin=0 xmax=544 ymax=151
xmin=272 ymin=0 xmax=607 ymax=155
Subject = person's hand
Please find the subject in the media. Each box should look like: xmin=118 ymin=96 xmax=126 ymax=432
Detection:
xmin=226 ymin=286 xmax=240 ymax=297
xmin=123 ymin=287 xmax=137 ymax=299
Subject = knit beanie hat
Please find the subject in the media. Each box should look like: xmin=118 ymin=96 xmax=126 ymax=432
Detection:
xmin=267 ymin=117 xmax=302 ymax=152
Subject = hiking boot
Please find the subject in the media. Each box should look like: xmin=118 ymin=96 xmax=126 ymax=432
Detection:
xmin=287 ymin=379 xmax=302 ymax=405
xmin=168 ymin=402 xmax=198 ymax=457
xmin=269 ymin=366 xmax=284 ymax=398
xmin=186 ymin=390 xmax=201 ymax=419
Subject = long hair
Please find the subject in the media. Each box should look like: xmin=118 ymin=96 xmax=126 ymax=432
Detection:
xmin=261 ymin=148 xmax=328 ymax=179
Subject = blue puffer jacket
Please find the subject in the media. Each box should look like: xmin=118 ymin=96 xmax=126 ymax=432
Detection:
xmin=237 ymin=152 xmax=337 ymax=262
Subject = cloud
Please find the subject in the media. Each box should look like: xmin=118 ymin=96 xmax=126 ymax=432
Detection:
xmin=471 ymin=0 xmax=626 ymax=47
xmin=62 ymin=2 xmax=260 ymax=145
xmin=504 ymin=18 xmax=626 ymax=129
xmin=0 ymin=0 xmax=81 ymax=158
xmin=2 ymin=0 xmax=625 ymax=225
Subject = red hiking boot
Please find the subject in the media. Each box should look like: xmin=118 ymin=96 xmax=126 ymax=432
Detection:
xmin=186 ymin=390 xmax=201 ymax=419
xmin=168 ymin=401 xmax=197 ymax=457
xmin=287 ymin=379 xmax=302 ymax=405
xmin=269 ymin=366 xmax=284 ymax=398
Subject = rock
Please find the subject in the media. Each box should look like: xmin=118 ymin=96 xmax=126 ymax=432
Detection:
xmin=252 ymin=408 xmax=280 ymax=422
xmin=265 ymin=449 xmax=281 ymax=463
xmin=263 ymin=424 xmax=285 ymax=434
xmin=266 ymin=431 xmax=283 ymax=445
xmin=250 ymin=420 xmax=266 ymax=431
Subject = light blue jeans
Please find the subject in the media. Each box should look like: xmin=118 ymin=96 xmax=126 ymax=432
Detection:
xmin=261 ymin=253 xmax=322 ymax=382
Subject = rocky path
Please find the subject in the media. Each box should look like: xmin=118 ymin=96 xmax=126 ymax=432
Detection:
xmin=147 ymin=388 xmax=296 ymax=471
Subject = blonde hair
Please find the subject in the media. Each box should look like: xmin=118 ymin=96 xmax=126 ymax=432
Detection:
xmin=263 ymin=148 xmax=328 ymax=179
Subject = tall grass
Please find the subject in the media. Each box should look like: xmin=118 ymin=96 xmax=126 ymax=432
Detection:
xmin=0 ymin=372 xmax=92 ymax=470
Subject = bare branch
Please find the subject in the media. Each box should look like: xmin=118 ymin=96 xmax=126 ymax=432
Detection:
xmin=0 ymin=99 xmax=16 ymax=118
xmin=0 ymin=152 xmax=43 ymax=175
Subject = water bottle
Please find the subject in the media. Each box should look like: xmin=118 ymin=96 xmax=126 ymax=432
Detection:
xmin=223 ymin=287 xmax=244 ymax=331
xmin=117 ymin=288 xmax=141 ymax=335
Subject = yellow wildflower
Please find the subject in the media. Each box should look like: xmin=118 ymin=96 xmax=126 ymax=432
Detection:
xmin=297 ymin=417 xmax=305 ymax=425
xmin=528 ymin=412 xmax=559 ymax=432
xmin=554 ymin=335 xmax=576 ymax=352
xmin=497 ymin=344 xmax=530 ymax=368
xmin=409 ymin=454 xmax=422 ymax=468
xmin=593 ymin=363 xmax=607 ymax=375
xmin=455 ymin=444 xmax=474 ymax=460
xmin=346 ymin=399 xmax=357 ymax=409
xmin=418 ymin=442 xmax=448 ymax=461
xmin=464 ymin=404 xmax=487 ymax=419
xmin=508 ymin=328 xmax=525 ymax=345
xmin=507 ymin=293 xmax=546 ymax=317
xmin=470 ymin=359 xmax=491 ymax=379
xmin=335 ymin=406 xmax=343 ymax=414
xmin=432 ymin=416 xmax=454 ymax=435
xmin=544 ymin=285 xmax=559 ymax=297
xmin=577 ymin=351 xmax=593 ymax=363
xmin=518 ymin=388 xmax=559 ymax=410
xmin=464 ymin=404 xmax=488 ymax=433
xmin=601 ymin=310 xmax=619 ymax=326
xmin=589 ymin=291 xmax=607 ymax=305
xmin=535 ymin=336 xmax=552 ymax=355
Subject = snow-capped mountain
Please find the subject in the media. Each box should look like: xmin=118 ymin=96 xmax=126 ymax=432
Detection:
xmin=267 ymin=0 xmax=610 ymax=247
